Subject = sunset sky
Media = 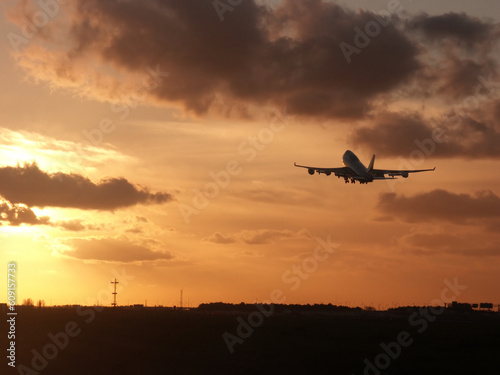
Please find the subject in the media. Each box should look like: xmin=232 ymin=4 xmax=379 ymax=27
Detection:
xmin=1 ymin=0 xmax=499 ymax=308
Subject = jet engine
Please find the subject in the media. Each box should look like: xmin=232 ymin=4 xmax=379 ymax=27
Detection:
xmin=308 ymin=168 xmax=315 ymax=175
xmin=401 ymin=172 xmax=408 ymax=178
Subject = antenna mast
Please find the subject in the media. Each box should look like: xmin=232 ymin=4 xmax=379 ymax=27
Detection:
xmin=111 ymin=278 xmax=119 ymax=307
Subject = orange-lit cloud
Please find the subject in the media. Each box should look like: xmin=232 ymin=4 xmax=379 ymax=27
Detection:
xmin=57 ymin=236 xmax=172 ymax=263
xmin=400 ymin=232 xmax=500 ymax=257
xmin=203 ymin=228 xmax=310 ymax=245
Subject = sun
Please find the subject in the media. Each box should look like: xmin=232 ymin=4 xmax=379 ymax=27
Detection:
xmin=0 ymin=128 xmax=73 ymax=172
xmin=0 ymin=145 xmax=36 ymax=164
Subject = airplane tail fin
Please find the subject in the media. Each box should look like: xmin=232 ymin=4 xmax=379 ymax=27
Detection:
xmin=367 ymin=154 xmax=375 ymax=172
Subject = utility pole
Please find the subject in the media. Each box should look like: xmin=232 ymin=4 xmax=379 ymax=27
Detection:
xmin=111 ymin=278 xmax=119 ymax=307
xmin=180 ymin=288 xmax=183 ymax=309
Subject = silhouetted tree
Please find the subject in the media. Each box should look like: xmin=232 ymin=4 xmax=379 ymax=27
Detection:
xmin=22 ymin=298 xmax=34 ymax=307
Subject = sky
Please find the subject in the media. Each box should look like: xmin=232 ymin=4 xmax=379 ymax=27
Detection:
xmin=1 ymin=0 xmax=499 ymax=308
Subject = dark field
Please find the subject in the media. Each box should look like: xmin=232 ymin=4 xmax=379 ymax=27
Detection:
xmin=4 ymin=306 xmax=499 ymax=375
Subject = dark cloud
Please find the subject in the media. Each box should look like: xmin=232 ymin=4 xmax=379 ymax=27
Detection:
xmin=0 ymin=162 xmax=173 ymax=210
xmin=434 ymin=58 xmax=497 ymax=100
xmin=353 ymin=112 xmax=436 ymax=156
xmin=407 ymin=12 xmax=500 ymax=100
xmin=56 ymin=220 xmax=106 ymax=232
xmin=352 ymin=108 xmax=500 ymax=159
xmin=409 ymin=12 xmax=496 ymax=46
xmin=0 ymin=201 xmax=108 ymax=231
xmin=8 ymin=1 xmax=500 ymax=124
xmin=0 ymin=201 xmax=50 ymax=226
xmin=125 ymin=227 xmax=144 ymax=234
xmin=57 ymin=219 xmax=86 ymax=232
xmin=59 ymin=236 xmax=172 ymax=263
xmin=203 ymin=228 xmax=310 ymax=245
xmin=203 ymin=232 xmax=236 ymax=245
xmin=377 ymin=189 xmax=500 ymax=224
xmin=9 ymin=0 xmax=423 ymax=119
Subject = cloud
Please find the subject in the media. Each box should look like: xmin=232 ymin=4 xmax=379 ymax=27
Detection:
xmin=7 ymin=0 xmax=423 ymax=119
xmin=239 ymin=186 xmax=321 ymax=206
xmin=407 ymin=12 xmax=500 ymax=101
xmin=58 ymin=236 xmax=172 ymax=263
xmin=409 ymin=12 xmax=497 ymax=48
xmin=0 ymin=127 xmax=138 ymax=179
xmin=7 ymin=1 xmax=500 ymax=137
xmin=0 ymin=201 xmax=50 ymax=226
xmin=55 ymin=219 xmax=106 ymax=232
xmin=203 ymin=232 xmax=236 ymax=245
xmin=125 ymin=227 xmax=144 ymax=234
xmin=0 ymin=162 xmax=173 ymax=210
xmin=56 ymin=219 xmax=86 ymax=232
xmin=352 ymin=112 xmax=437 ymax=156
xmin=377 ymin=189 xmax=500 ymax=225
xmin=401 ymin=232 xmax=500 ymax=257
xmin=0 ymin=201 xmax=109 ymax=231
xmin=352 ymin=108 xmax=500 ymax=159
xmin=203 ymin=228 xmax=310 ymax=245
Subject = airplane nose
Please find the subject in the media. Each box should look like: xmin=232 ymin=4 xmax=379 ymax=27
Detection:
xmin=342 ymin=150 xmax=352 ymax=163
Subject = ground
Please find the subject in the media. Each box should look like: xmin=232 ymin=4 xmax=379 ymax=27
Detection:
xmin=4 ymin=306 xmax=499 ymax=374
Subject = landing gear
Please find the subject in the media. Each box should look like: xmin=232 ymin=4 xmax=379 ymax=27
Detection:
xmin=342 ymin=177 xmax=368 ymax=185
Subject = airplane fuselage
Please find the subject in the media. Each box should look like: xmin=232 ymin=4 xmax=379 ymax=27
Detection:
xmin=342 ymin=150 xmax=374 ymax=182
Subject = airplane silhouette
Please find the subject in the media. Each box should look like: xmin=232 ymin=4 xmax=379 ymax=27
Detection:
xmin=295 ymin=150 xmax=435 ymax=184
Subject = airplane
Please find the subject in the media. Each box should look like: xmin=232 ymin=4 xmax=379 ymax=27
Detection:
xmin=294 ymin=150 xmax=435 ymax=184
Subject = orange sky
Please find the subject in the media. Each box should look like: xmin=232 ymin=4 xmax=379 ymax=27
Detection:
xmin=1 ymin=0 xmax=499 ymax=309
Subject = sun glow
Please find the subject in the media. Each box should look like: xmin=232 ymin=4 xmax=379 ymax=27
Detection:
xmin=0 ymin=129 xmax=63 ymax=172
xmin=0 ymin=225 xmax=40 ymax=235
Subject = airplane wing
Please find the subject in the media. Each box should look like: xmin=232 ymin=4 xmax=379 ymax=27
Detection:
xmin=371 ymin=167 xmax=436 ymax=179
xmin=294 ymin=163 xmax=352 ymax=177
